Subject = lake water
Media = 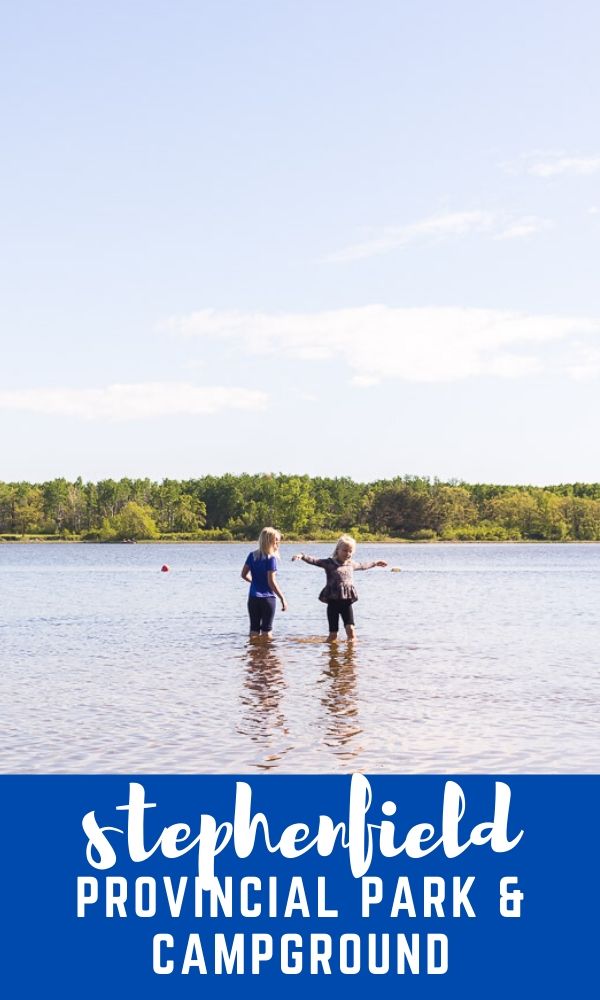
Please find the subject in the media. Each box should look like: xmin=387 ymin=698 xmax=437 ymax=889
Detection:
xmin=0 ymin=542 xmax=598 ymax=773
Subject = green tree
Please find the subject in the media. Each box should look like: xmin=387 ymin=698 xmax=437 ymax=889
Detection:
xmin=110 ymin=502 xmax=159 ymax=540
xmin=199 ymin=475 xmax=244 ymax=529
xmin=561 ymin=497 xmax=600 ymax=540
xmin=484 ymin=491 xmax=538 ymax=538
xmin=370 ymin=483 xmax=434 ymax=536
xmin=430 ymin=484 xmax=477 ymax=535
xmin=42 ymin=478 xmax=71 ymax=531
xmin=172 ymin=494 xmax=207 ymax=532
xmin=96 ymin=479 xmax=131 ymax=519
xmin=18 ymin=485 xmax=45 ymax=533
xmin=272 ymin=476 xmax=317 ymax=534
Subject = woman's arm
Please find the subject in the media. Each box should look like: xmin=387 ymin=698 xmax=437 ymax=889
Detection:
xmin=241 ymin=563 xmax=252 ymax=582
xmin=267 ymin=571 xmax=288 ymax=611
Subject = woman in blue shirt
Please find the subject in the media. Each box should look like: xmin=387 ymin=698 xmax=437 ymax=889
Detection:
xmin=241 ymin=526 xmax=287 ymax=637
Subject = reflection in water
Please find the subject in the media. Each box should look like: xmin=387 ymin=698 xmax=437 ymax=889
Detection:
xmin=237 ymin=637 xmax=290 ymax=770
xmin=318 ymin=642 xmax=363 ymax=763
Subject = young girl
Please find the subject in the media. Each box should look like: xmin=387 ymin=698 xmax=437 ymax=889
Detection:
xmin=292 ymin=534 xmax=387 ymax=641
xmin=241 ymin=527 xmax=287 ymax=637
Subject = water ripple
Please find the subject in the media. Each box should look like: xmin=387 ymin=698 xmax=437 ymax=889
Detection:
xmin=0 ymin=542 xmax=599 ymax=772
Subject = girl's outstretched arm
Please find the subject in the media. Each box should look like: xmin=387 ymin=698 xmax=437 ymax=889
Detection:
xmin=353 ymin=559 xmax=388 ymax=570
xmin=292 ymin=553 xmax=328 ymax=567
xmin=241 ymin=563 xmax=252 ymax=582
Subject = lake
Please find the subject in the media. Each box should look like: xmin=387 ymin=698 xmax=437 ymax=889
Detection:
xmin=0 ymin=542 xmax=598 ymax=773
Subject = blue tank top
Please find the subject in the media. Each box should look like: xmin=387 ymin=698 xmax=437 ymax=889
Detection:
xmin=246 ymin=551 xmax=277 ymax=598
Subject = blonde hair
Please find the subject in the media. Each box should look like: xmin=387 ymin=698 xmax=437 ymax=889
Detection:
xmin=332 ymin=534 xmax=356 ymax=560
xmin=256 ymin=526 xmax=281 ymax=558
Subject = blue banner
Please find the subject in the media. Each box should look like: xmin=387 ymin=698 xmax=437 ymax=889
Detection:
xmin=0 ymin=774 xmax=596 ymax=996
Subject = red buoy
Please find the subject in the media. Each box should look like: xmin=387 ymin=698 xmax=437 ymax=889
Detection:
xmin=161 ymin=564 xmax=170 ymax=573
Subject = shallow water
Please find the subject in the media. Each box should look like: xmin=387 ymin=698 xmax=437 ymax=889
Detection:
xmin=0 ymin=542 xmax=598 ymax=773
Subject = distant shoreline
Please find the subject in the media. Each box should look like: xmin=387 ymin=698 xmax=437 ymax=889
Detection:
xmin=1 ymin=537 xmax=597 ymax=545
xmin=3 ymin=476 xmax=599 ymax=542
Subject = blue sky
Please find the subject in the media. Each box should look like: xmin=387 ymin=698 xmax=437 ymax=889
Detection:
xmin=2 ymin=0 xmax=599 ymax=484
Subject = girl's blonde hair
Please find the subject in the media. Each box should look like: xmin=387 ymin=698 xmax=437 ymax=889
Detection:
xmin=333 ymin=534 xmax=356 ymax=560
xmin=256 ymin=526 xmax=281 ymax=558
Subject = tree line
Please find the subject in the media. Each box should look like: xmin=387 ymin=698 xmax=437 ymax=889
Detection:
xmin=1 ymin=475 xmax=600 ymax=541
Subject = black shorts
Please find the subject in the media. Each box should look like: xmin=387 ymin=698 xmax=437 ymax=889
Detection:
xmin=248 ymin=596 xmax=277 ymax=633
xmin=326 ymin=599 xmax=355 ymax=633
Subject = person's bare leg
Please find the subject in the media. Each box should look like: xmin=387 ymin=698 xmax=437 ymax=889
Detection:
xmin=345 ymin=624 xmax=356 ymax=642
xmin=327 ymin=632 xmax=338 ymax=642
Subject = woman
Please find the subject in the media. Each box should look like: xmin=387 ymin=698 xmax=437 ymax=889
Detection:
xmin=241 ymin=527 xmax=287 ymax=637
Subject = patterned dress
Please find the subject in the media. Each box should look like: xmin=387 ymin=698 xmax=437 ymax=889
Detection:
xmin=301 ymin=555 xmax=378 ymax=603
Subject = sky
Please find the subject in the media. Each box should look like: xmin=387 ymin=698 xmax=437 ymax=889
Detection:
xmin=1 ymin=0 xmax=599 ymax=485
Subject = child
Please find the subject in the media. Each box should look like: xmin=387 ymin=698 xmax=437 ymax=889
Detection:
xmin=292 ymin=534 xmax=387 ymax=641
xmin=241 ymin=527 xmax=287 ymax=637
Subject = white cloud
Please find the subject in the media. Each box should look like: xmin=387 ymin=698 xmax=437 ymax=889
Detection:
xmin=0 ymin=382 xmax=268 ymax=420
xmin=325 ymin=210 xmax=551 ymax=261
xmin=494 ymin=217 xmax=553 ymax=240
xmin=171 ymin=306 xmax=600 ymax=383
xmin=528 ymin=155 xmax=600 ymax=177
